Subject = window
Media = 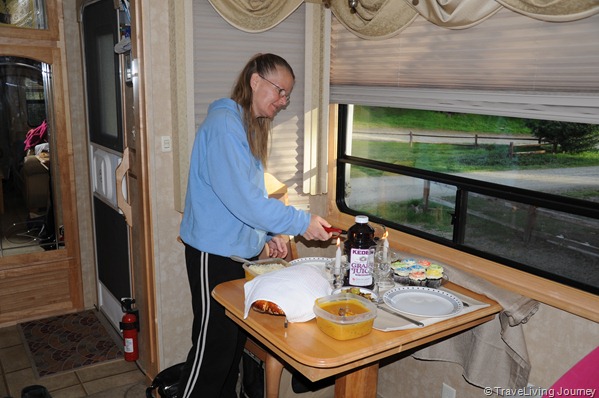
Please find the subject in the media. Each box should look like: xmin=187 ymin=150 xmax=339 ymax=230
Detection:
xmin=336 ymin=105 xmax=599 ymax=295
xmin=329 ymin=7 xmax=599 ymax=301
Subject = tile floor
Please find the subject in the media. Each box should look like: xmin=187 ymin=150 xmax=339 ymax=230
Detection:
xmin=0 ymin=324 xmax=149 ymax=397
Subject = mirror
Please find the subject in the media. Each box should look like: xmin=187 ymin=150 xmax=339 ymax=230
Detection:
xmin=0 ymin=55 xmax=63 ymax=257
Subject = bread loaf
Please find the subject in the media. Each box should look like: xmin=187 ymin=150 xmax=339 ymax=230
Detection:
xmin=251 ymin=300 xmax=285 ymax=316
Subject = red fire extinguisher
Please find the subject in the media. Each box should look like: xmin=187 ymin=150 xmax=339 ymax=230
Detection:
xmin=121 ymin=312 xmax=138 ymax=361
xmin=120 ymin=298 xmax=139 ymax=362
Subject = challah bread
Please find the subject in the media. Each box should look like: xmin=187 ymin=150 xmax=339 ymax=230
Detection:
xmin=251 ymin=300 xmax=285 ymax=316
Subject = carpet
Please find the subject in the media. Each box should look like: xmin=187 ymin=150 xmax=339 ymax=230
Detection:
xmin=18 ymin=309 xmax=124 ymax=377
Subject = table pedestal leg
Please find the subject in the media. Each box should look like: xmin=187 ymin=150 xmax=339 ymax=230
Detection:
xmin=265 ymin=353 xmax=284 ymax=398
xmin=334 ymin=362 xmax=379 ymax=398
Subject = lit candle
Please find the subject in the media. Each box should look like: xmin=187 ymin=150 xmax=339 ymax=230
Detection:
xmin=382 ymin=231 xmax=389 ymax=262
xmin=335 ymin=237 xmax=341 ymax=274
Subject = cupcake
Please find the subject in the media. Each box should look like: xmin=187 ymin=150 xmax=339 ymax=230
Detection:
xmin=426 ymin=264 xmax=444 ymax=288
xmin=392 ymin=263 xmax=411 ymax=285
xmin=409 ymin=270 xmax=427 ymax=286
xmin=407 ymin=265 xmax=425 ymax=274
xmin=401 ymin=258 xmax=417 ymax=266
xmin=417 ymin=259 xmax=431 ymax=267
xmin=428 ymin=263 xmax=443 ymax=272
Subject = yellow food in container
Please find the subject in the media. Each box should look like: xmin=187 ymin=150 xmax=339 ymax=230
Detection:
xmin=313 ymin=293 xmax=377 ymax=340
xmin=243 ymin=258 xmax=289 ymax=281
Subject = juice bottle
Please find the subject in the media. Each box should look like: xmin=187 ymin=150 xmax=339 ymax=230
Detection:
xmin=343 ymin=215 xmax=375 ymax=289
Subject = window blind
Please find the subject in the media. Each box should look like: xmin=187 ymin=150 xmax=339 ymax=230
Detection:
xmin=330 ymin=7 xmax=599 ymax=124
xmin=193 ymin=0 xmax=308 ymax=209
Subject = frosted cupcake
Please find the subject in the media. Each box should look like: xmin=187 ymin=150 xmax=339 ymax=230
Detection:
xmin=409 ymin=270 xmax=427 ymax=286
xmin=417 ymin=259 xmax=431 ymax=267
xmin=392 ymin=263 xmax=411 ymax=285
xmin=428 ymin=263 xmax=443 ymax=272
xmin=401 ymin=258 xmax=417 ymax=266
xmin=426 ymin=264 xmax=444 ymax=288
xmin=408 ymin=265 xmax=425 ymax=274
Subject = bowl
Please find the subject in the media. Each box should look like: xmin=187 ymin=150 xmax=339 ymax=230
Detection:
xmin=243 ymin=258 xmax=290 ymax=281
xmin=332 ymin=286 xmax=378 ymax=303
xmin=313 ymin=293 xmax=377 ymax=340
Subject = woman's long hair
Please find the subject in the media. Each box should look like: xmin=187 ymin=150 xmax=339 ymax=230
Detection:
xmin=231 ymin=53 xmax=294 ymax=166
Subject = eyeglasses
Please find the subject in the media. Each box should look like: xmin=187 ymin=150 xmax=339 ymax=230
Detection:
xmin=259 ymin=75 xmax=290 ymax=102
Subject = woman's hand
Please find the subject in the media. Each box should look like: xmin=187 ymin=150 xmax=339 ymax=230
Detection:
xmin=267 ymin=235 xmax=289 ymax=258
xmin=302 ymin=215 xmax=332 ymax=241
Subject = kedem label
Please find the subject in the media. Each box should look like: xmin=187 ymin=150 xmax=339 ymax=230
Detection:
xmin=349 ymin=248 xmax=372 ymax=286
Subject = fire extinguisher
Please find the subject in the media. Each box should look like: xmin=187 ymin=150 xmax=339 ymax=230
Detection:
xmin=120 ymin=298 xmax=139 ymax=362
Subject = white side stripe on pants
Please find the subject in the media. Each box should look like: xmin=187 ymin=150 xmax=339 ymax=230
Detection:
xmin=181 ymin=251 xmax=211 ymax=398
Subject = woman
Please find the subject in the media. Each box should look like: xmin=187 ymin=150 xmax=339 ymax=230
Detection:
xmin=178 ymin=53 xmax=332 ymax=397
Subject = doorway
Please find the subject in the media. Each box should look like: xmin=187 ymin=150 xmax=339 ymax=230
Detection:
xmin=81 ymin=0 xmax=132 ymax=330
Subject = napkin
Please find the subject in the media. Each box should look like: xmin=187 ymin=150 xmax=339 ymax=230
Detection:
xmin=412 ymin=263 xmax=539 ymax=389
xmin=373 ymin=286 xmax=490 ymax=331
xmin=243 ymin=263 xmax=332 ymax=323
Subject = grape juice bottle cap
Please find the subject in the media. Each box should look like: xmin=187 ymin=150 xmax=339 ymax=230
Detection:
xmin=355 ymin=215 xmax=369 ymax=224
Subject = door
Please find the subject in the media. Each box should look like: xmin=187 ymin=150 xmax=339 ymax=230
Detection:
xmin=82 ymin=0 xmax=132 ymax=330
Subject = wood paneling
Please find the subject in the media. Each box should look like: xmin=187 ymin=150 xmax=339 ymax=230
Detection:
xmin=0 ymin=261 xmax=75 ymax=324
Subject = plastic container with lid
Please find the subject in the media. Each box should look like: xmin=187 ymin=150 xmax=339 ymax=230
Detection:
xmin=313 ymin=293 xmax=377 ymax=340
xmin=343 ymin=215 xmax=376 ymax=289
xmin=242 ymin=258 xmax=290 ymax=281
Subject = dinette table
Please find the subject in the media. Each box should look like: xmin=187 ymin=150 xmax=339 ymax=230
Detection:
xmin=212 ymin=277 xmax=501 ymax=398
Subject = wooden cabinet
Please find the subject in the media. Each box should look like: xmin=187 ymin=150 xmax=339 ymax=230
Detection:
xmin=0 ymin=0 xmax=83 ymax=326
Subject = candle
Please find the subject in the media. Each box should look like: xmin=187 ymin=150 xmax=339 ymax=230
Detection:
xmin=382 ymin=231 xmax=389 ymax=262
xmin=335 ymin=237 xmax=341 ymax=274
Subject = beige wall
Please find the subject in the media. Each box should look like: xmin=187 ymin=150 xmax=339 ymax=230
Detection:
xmin=526 ymin=304 xmax=599 ymax=386
xmin=136 ymin=0 xmax=191 ymax=369
xmin=63 ymin=1 xmax=97 ymax=309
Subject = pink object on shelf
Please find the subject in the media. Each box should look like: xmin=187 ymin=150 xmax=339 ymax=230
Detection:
xmin=542 ymin=346 xmax=599 ymax=398
xmin=24 ymin=120 xmax=48 ymax=152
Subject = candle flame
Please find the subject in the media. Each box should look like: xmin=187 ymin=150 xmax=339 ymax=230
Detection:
xmin=382 ymin=230 xmax=388 ymax=239
xmin=336 ymin=237 xmax=340 ymax=247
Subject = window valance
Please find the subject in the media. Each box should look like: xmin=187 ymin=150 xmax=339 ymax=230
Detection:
xmin=207 ymin=0 xmax=599 ymax=37
xmin=327 ymin=0 xmax=599 ymax=39
xmin=207 ymin=0 xmax=303 ymax=32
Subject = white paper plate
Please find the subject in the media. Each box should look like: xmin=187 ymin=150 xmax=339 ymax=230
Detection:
xmin=383 ymin=286 xmax=463 ymax=318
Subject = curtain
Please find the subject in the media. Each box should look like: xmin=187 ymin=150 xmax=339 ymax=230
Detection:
xmin=329 ymin=8 xmax=599 ymax=124
xmin=330 ymin=8 xmax=599 ymax=92
xmin=206 ymin=0 xmax=599 ymax=37
xmin=328 ymin=0 xmax=599 ymax=39
xmin=207 ymin=0 xmax=303 ymax=32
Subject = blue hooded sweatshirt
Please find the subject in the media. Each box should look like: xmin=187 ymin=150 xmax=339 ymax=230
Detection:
xmin=179 ymin=98 xmax=310 ymax=258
